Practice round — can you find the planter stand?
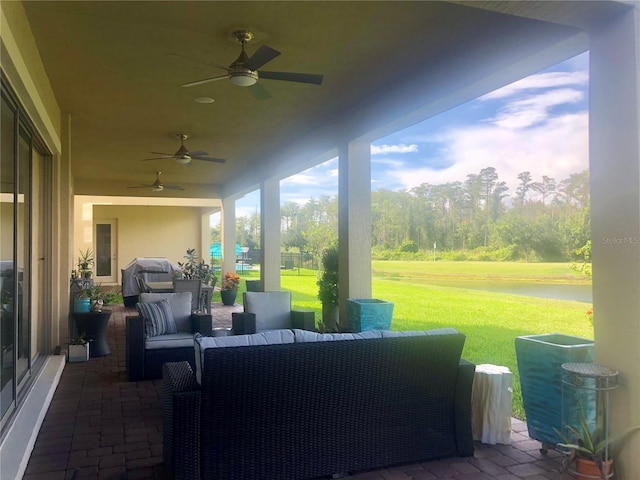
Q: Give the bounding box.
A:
[561,363,618,479]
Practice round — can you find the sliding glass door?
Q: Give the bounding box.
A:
[0,76,46,428]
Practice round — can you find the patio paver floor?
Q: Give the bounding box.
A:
[23,303,574,480]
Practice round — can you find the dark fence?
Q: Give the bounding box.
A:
[209,250,318,275]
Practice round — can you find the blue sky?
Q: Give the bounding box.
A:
[231,52,589,219]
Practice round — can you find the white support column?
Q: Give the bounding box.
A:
[260,179,281,291]
[589,5,640,477]
[338,140,372,331]
[200,212,210,265]
[221,197,236,279]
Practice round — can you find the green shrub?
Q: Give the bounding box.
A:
[398,240,419,253]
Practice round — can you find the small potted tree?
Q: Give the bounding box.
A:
[556,403,639,480]
[317,242,339,332]
[77,248,94,279]
[178,248,217,285]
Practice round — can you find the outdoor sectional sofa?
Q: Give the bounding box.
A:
[162,327,475,480]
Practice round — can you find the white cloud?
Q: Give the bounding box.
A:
[491,88,584,129]
[237,55,590,209]
[387,111,588,193]
[372,157,405,168]
[371,143,418,155]
[281,173,317,185]
[481,71,588,100]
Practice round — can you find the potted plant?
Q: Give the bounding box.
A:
[317,242,339,332]
[220,272,240,306]
[85,285,105,312]
[77,248,95,279]
[556,403,640,480]
[178,248,217,285]
[68,334,89,362]
[74,289,91,312]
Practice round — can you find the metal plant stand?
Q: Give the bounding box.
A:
[561,362,618,479]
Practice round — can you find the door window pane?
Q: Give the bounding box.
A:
[16,129,31,382]
[96,223,112,277]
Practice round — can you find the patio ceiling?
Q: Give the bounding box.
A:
[19,1,625,199]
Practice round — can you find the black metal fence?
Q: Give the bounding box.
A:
[209,250,318,275]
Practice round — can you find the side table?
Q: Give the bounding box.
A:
[73,310,112,357]
[471,364,513,445]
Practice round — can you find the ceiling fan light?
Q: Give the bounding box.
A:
[152,185,164,192]
[176,155,191,165]
[230,72,257,87]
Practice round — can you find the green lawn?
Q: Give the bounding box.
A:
[252,260,593,420]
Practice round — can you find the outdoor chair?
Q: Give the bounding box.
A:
[133,274,151,294]
[126,292,212,380]
[231,291,315,334]
[173,279,202,312]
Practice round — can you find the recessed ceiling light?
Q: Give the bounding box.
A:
[195,97,215,104]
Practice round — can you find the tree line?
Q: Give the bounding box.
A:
[216,167,590,262]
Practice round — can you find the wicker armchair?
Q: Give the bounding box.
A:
[231,291,315,334]
[126,292,212,380]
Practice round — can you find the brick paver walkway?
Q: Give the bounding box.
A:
[23,303,573,480]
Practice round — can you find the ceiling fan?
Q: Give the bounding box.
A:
[171,30,324,100]
[142,134,225,165]
[127,171,184,192]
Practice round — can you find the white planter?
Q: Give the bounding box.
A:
[68,343,89,362]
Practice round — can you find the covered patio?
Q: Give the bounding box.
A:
[1,1,639,478]
[23,304,569,480]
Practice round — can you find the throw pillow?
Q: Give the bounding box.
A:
[137,299,178,338]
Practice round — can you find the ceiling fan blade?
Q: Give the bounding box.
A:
[166,53,230,72]
[189,150,209,157]
[142,157,174,161]
[258,71,324,85]
[178,74,229,88]
[190,155,226,163]
[163,185,185,191]
[248,82,271,100]
[127,185,152,189]
[245,45,281,71]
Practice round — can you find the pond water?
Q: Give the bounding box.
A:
[415,279,592,303]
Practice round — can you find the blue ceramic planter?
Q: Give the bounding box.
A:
[347,298,394,332]
[73,297,91,313]
[515,333,595,447]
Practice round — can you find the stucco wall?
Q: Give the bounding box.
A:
[86,204,207,284]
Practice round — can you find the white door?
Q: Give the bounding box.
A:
[94,219,117,283]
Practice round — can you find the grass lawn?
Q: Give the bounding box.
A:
[243,261,593,420]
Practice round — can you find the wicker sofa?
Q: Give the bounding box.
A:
[162,328,475,480]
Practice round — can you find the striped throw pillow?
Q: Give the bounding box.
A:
[137,299,178,338]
